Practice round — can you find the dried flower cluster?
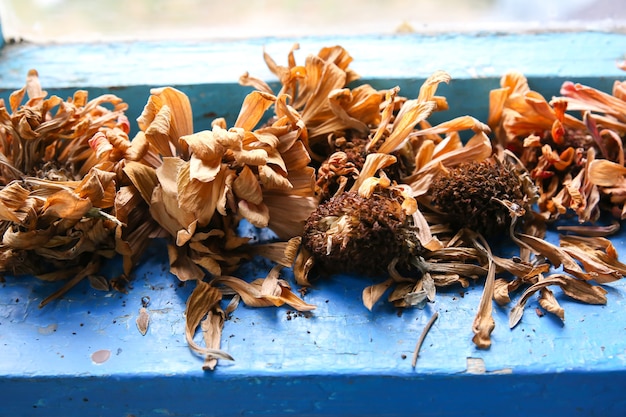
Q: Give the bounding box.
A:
[2,46,625,368]
[0,70,155,306]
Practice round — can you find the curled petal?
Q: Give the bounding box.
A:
[238,199,270,228]
[42,189,92,220]
[234,91,277,131]
[258,165,293,191]
[233,165,263,204]
[589,159,626,187]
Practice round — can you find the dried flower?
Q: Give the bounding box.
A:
[429,157,532,236]
[9,46,626,370]
[488,71,626,223]
[302,178,421,276]
[0,70,134,304]
[121,84,318,366]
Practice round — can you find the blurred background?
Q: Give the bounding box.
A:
[0,0,624,43]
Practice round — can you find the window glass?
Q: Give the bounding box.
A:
[0,0,624,43]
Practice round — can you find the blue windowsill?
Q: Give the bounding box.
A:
[1,31,626,416]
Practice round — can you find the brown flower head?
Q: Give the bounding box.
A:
[302,181,420,276]
[429,156,534,237]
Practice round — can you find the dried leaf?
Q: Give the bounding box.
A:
[492,255,550,281]
[260,265,283,298]
[403,290,429,308]
[556,221,620,237]
[272,281,317,312]
[167,244,205,281]
[36,267,82,282]
[293,245,315,287]
[39,258,100,308]
[422,272,436,302]
[431,274,469,288]
[249,239,298,267]
[224,294,241,315]
[560,234,626,283]
[470,235,496,349]
[493,278,512,306]
[518,233,589,280]
[388,281,415,303]
[213,275,316,311]
[561,245,623,284]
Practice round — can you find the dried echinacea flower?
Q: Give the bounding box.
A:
[0,70,133,305]
[429,156,535,237]
[312,71,450,202]
[296,159,440,311]
[302,175,421,276]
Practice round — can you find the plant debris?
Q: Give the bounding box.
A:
[412,311,439,368]
[2,45,626,369]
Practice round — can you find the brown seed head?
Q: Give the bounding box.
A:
[430,160,527,236]
[302,189,421,275]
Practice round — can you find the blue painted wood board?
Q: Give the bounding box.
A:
[0,32,625,416]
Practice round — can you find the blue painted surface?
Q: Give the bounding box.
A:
[0,32,626,416]
[2,227,626,416]
[0,32,625,87]
[1,32,624,134]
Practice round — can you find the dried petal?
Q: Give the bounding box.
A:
[539,287,565,322]
[136,307,150,336]
[238,199,270,228]
[552,273,608,304]
[184,280,233,363]
[213,275,315,311]
[509,276,565,328]
[362,278,394,311]
[233,165,263,204]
